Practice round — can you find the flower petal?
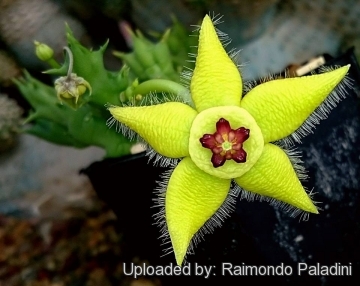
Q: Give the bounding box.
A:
[234,127,250,143]
[240,65,350,143]
[190,15,242,112]
[199,134,217,149]
[235,143,318,213]
[232,149,247,163]
[211,153,226,167]
[166,157,231,265]
[216,118,231,135]
[109,102,197,158]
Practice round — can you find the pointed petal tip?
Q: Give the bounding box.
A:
[107,106,119,117]
[202,14,212,24]
[108,103,196,158]
[309,202,320,214]
[326,64,350,83]
[166,158,231,267]
[235,144,322,213]
[337,64,351,76]
[190,14,242,111]
[174,245,188,266]
[241,64,352,143]
[305,202,319,215]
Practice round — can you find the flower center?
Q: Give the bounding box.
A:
[188,105,264,180]
[222,141,232,151]
[199,118,250,168]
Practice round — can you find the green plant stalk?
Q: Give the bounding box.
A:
[67,105,133,157]
[46,58,61,69]
[25,119,87,148]
[134,79,193,106]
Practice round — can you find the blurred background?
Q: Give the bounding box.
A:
[1,0,360,285]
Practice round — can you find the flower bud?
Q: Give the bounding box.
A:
[34,41,54,62]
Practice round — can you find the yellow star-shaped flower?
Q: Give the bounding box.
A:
[109,15,349,266]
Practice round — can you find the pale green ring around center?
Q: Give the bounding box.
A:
[189,106,264,179]
[222,141,232,151]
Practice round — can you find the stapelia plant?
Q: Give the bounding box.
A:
[109,15,350,265]
[16,21,193,157]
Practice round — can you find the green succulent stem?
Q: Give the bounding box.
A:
[63,46,74,77]
[133,79,193,106]
[45,58,61,69]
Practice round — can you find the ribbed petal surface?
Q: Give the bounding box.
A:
[241,65,349,143]
[166,157,231,265]
[190,15,242,112]
[235,143,318,213]
[109,102,197,158]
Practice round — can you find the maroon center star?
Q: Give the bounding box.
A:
[199,118,250,168]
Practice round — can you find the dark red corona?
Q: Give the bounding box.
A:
[200,118,250,167]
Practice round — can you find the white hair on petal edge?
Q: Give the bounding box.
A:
[106,114,138,141]
[279,67,353,147]
[209,12,246,76]
[185,183,239,260]
[272,141,309,182]
[106,119,179,168]
[180,13,245,100]
[243,66,353,147]
[180,66,193,88]
[106,90,188,110]
[236,179,321,222]
[152,166,176,258]
[105,91,187,168]
[243,79,257,96]
[233,140,320,221]
[238,186,318,222]
[134,91,189,106]
[153,173,241,262]
[146,148,179,167]
[210,12,224,25]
